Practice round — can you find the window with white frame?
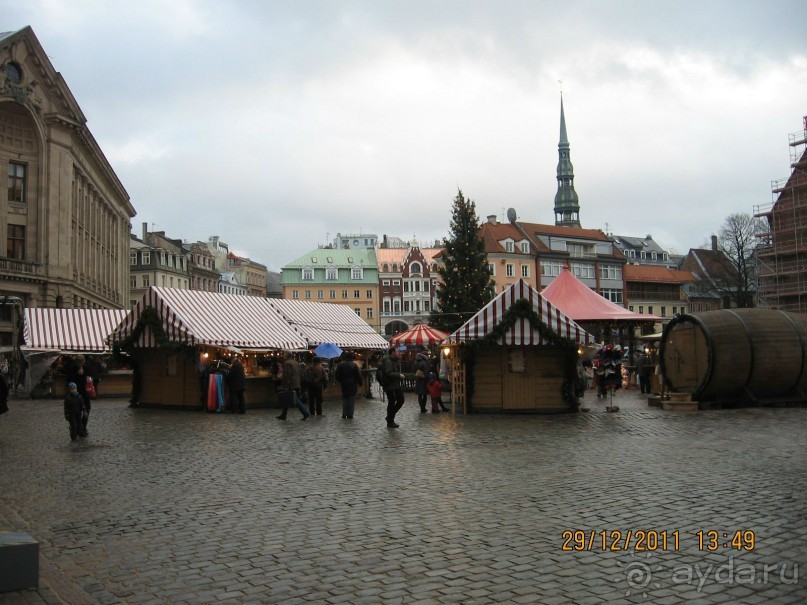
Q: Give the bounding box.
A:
[326,267,338,280]
[571,263,595,279]
[130,252,137,265]
[330,290,336,299]
[142,275,150,287]
[541,260,564,277]
[292,290,299,299]
[520,242,529,253]
[505,241,514,253]
[521,265,530,278]
[142,251,151,265]
[599,264,622,280]
[130,276,136,288]
[302,267,314,280]
[305,290,311,299]
[351,266,363,279]
[317,290,323,299]
[506,264,515,277]
[366,290,373,298]
[488,263,495,275]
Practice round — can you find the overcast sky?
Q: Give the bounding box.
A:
[7,0,807,270]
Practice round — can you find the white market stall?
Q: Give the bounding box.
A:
[22,307,129,398]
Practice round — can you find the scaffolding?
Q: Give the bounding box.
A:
[754,116,807,312]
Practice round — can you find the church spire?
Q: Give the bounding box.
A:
[553,95,581,228]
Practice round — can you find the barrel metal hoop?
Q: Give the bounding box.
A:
[777,310,806,391]
[725,309,753,389]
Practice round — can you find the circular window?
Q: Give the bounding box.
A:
[5,62,22,85]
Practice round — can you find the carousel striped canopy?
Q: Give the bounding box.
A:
[388,323,449,346]
[446,278,594,346]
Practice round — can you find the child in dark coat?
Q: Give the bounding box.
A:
[64,382,86,441]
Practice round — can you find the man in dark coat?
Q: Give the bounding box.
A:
[227,354,246,414]
[335,352,362,419]
[414,353,431,413]
[379,347,406,428]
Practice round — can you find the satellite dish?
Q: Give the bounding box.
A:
[506,208,517,223]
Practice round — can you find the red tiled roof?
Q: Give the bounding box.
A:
[624,265,697,283]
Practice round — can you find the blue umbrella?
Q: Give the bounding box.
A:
[314,342,343,359]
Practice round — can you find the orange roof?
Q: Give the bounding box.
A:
[376,247,441,265]
[624,265,696,283]
[518,221,612,242]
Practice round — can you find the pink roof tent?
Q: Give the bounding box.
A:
[540,266,660,322]
[446,279,594,345]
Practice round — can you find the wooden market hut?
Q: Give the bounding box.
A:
[108,287,388,409]
[443,279,594,414]
[22,307,131,398]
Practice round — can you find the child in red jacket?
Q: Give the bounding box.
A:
[426,372,447,413]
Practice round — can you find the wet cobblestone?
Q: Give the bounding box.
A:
[0,388,805,604]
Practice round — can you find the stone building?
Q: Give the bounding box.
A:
[0,27,135,346]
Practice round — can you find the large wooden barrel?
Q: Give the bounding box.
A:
[659,309,807,402]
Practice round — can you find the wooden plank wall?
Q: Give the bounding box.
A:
[472,346,568,412]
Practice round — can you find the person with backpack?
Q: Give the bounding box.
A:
[379,346,406,428]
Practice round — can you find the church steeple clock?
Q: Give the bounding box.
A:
[553,96,581,228]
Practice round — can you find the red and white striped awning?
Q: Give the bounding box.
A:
[389,323,449,346]
[110,287,308,350]
[23,308,129,352]
[446,279,594,345]
[268,299,388,350]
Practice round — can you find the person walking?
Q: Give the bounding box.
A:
[226,354,246,414]
[637,351,652,394]
[335,352,362,419]
[0,360,9,416]
[63,382,86,441]
[304,357,328,416]
[277,351,310,420]
[414,353,431,413]
[379,347,406,428]
[65,354,91,436]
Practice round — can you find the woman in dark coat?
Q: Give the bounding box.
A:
[414,353,431,413]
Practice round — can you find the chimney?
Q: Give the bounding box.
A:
[487,215,497,225]
[711,235,718,251]
[142,222,148,241]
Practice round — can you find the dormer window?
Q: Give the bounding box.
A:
[302,267,314,280]
[505,241,514,253]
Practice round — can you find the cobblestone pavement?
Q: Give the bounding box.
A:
[1,387,805,604]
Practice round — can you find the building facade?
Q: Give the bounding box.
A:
[227,253,267,297]
[755,117,807,313]
[280,247,379,329]
[0,27,135,345]
[377,246,440,336]
[623,264,694,319]
[129,225,189,306]
[186,241,219,294]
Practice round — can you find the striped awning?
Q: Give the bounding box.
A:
[268,299,388,350]
[389,323,449,346]
[23,308,129,352]
[446,279,594,345]
[109,287,308,350]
